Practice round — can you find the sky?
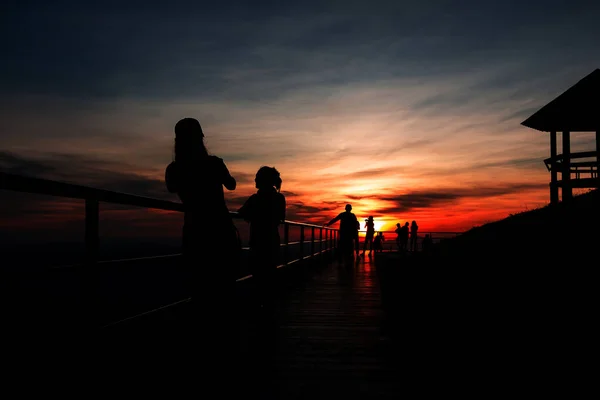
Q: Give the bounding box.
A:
[2,0,600,241]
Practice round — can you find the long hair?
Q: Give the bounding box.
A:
[173,118,209,163]
[255,166,282,192]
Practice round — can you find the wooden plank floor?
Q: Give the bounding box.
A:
[240,253,400,399]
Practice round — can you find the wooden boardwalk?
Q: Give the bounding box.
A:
[239,254,400,399]
[91,252,405,396]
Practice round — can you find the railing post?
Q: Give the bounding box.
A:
[319,228,323,255]
[310,227,315,258]
[84,198,99,330]
[284,223,289,265]
[85,198,99,266]
[299,226,304,260]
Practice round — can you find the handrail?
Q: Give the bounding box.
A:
[0,172,185,211]
[544,150,599,164]
[0,172,334,231]
[0,171,464,329]
[0,171,339,268]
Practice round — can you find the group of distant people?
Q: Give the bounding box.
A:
[324,205,431,262]
[394,221,433,253]
[324,206,383,260]
[395,221,416,252]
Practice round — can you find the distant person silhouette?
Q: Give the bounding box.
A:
[362,216,375,257]
[373,231,385,252]
[401,222,409,252]
[164,117,239,377]
[394,223,402,252]
[238,166,286,310]
[325,204,360,262]
[410,220,419,252]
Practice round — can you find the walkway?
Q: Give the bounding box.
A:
[239,253,400,399]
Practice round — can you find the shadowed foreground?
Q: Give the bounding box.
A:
[97,256,400,398]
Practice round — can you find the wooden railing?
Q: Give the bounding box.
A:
[0,172,339,280]
[544,151,599,179]
[1,171,465,329]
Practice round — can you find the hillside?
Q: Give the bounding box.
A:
[378,190,598,375]
[435,188,599,264]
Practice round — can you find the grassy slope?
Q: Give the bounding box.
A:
[377,190,598,383]
[436,189,599,264]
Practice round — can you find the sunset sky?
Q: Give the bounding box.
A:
[2,0,600,238]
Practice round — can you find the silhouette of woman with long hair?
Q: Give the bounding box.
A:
[238,166,286,310]
[410,220,419,252]
[164,117,239,308]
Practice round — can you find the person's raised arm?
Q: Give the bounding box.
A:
[219,158,236,190]
[325,213,342,226]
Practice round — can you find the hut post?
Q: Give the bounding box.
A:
[562,131,572,202]
[596,130,600,179]
[550,131,559,205]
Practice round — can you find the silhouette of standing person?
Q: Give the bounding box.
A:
[362,216,375,258]
[373,232,384,252]
[165,117,238,294]
[164,118,239,377]
[237,166,285,399]
[325,204,360,263]
[237,166,286,310]
[410,220,419,252]
[401,222,410,252]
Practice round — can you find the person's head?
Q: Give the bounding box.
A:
[368,216,373,221]
[404,222,409,226]
[345,204,352,212]
[396,223,400,227]
[173,118,208,162]
[412,220,416,225]
[255,166,282,191]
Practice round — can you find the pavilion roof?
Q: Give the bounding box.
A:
[521,68,600,132]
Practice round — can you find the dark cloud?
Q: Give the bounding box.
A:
[345,182,548,213]
[1,151,170,200]
[229,171,254,185]
[475,157,542,170]
[2,0,599,103]
[498,107,541,124]
[285,201,336,222]
[346,195,366,201]
[347,168,396,179]
[400,139,433,150]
